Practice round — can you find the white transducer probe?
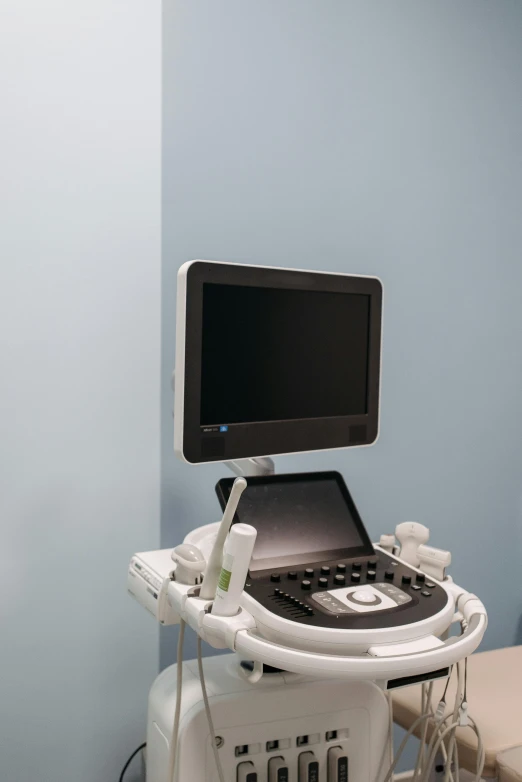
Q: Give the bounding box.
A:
[212,523,257,617]
[200,477,248,600]
[171,544,206,585]
[395,521,430,567]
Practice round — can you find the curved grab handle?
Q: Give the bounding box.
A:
[234,613,487,682]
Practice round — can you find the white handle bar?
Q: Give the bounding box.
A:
[234,613,487,681]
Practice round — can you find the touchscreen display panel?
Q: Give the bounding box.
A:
[216,473,374,570]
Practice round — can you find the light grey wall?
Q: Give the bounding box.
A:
[0,2,161,781]
[162,1,522,671]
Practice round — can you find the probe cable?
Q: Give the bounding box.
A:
[440,662,463,782]
[383,664,463,782]
[419,662,464,782]
[414,667,458,782]
[382,706,453,782]
[197,635,226,782]
[167,619,186,782]
[419,659,487,782]
[413,681,435,782]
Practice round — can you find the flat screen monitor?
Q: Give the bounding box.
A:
[175,260,382,464]
[215,472,375,571]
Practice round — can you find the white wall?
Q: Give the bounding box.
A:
[0,3,160,780]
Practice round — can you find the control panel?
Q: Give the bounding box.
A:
[244,550,447,629]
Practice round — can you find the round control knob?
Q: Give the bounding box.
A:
[336,563,346,573]
[270,573,281,583]
[416,573,426,583]
[351,572,361,583]
[288,571,298,580]
[320,566,331,576]
[318,577,328,588]
[306,607,314,615]
[352,590,376,603]
[352,562,362,571]
[274,588,281,595]
[367,570,376,580]
[304,568,314,578]
[368,559,377,568]
[301,579,312,590]
[402,575,412,585]
[334,574,345,586]
[385,570,394,580]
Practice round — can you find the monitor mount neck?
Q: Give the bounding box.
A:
[226,457,275,478]
[172,370,275,478]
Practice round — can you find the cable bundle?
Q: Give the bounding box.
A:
[383,655,485,782]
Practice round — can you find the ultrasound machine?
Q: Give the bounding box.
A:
[128,260,487,782]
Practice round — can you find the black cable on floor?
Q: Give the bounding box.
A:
[118,742,146,782]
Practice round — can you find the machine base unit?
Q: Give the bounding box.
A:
[147,653,390,782]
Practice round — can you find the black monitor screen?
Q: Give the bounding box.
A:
[201,283,370,427]
[216,472,374,570]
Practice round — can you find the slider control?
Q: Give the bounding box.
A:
[328,746,348,782]
[299,752,319,782]
[237,761,257,782]
[268,756,289,782]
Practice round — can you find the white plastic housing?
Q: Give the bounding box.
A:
[127,549,179,625]
[146,654,390,782]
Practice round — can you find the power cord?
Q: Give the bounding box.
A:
[118,742,146,782]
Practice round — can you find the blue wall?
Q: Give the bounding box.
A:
[162,0,522,671]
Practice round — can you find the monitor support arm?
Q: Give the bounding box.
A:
[226,457,275,477]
